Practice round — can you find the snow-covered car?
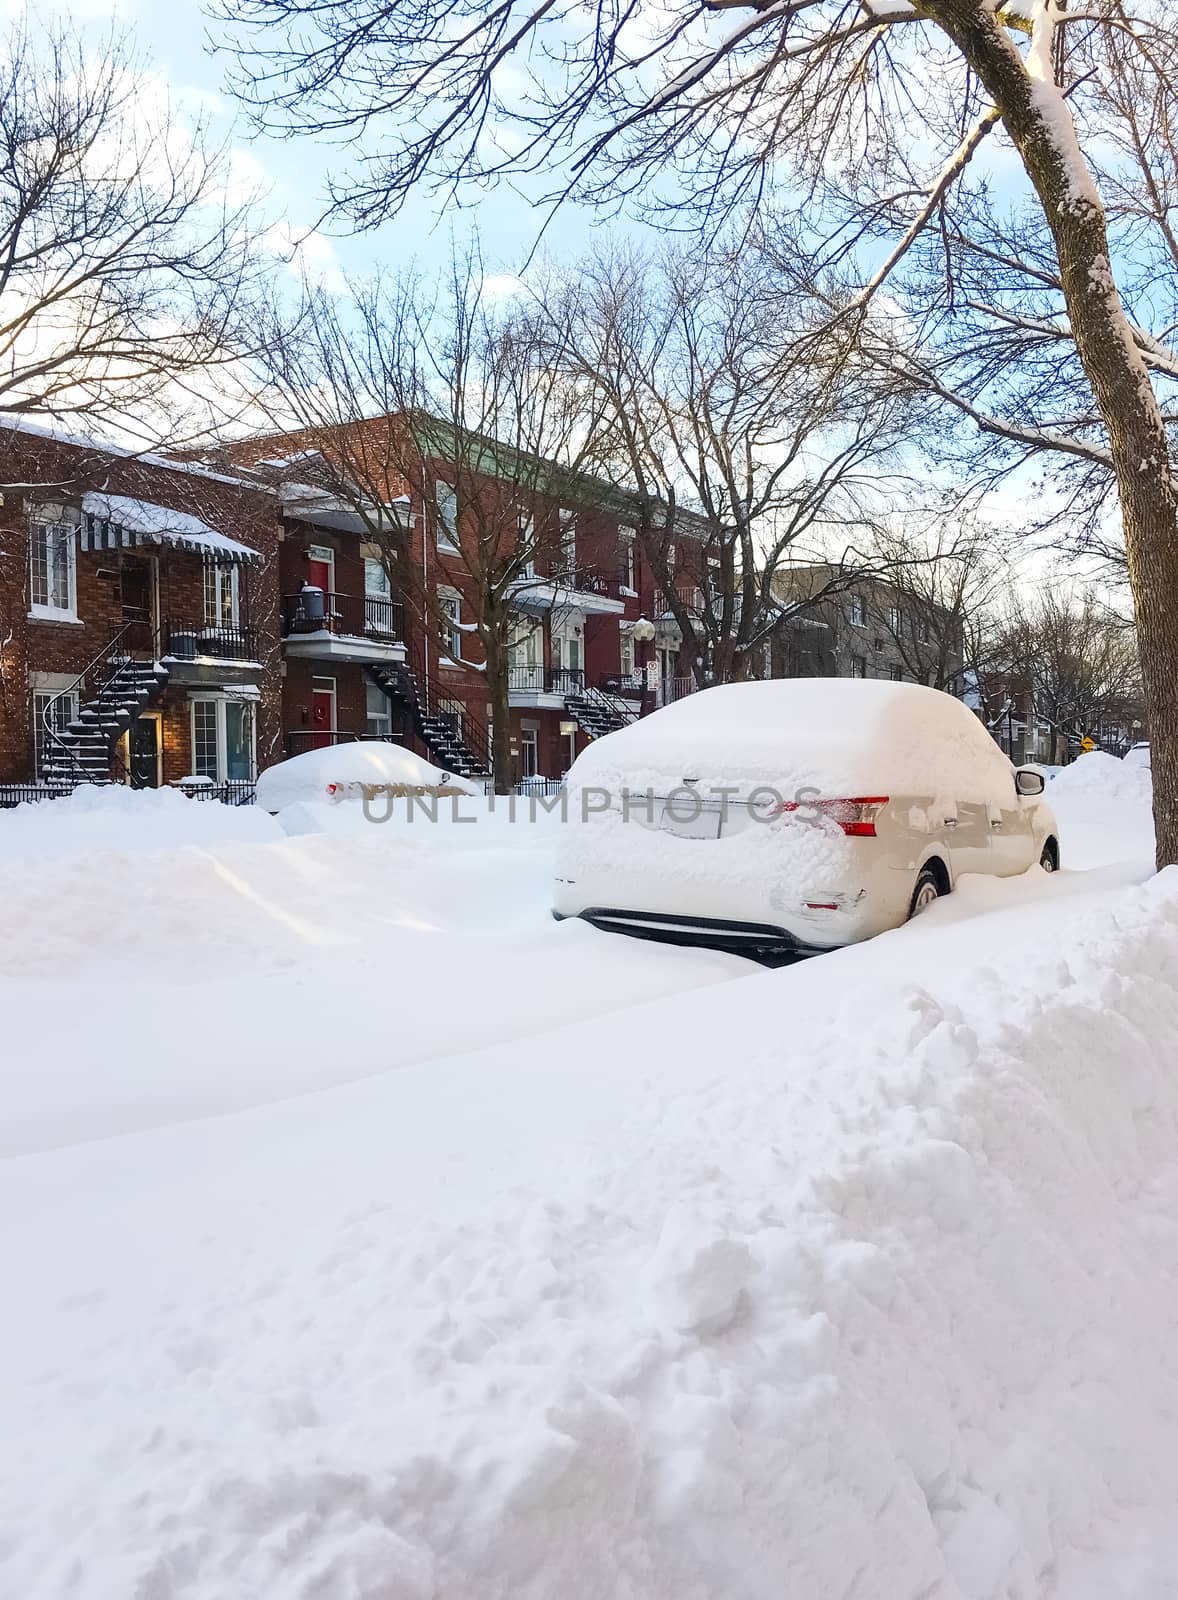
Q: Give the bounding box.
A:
[255,741,475,812]
[553,679,1060,958]
[1123,741,1151,770]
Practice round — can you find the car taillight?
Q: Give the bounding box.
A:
[777,796,889,837]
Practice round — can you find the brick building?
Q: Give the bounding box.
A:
[0,426,281,791]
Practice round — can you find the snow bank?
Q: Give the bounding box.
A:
[569,679,1016,802]
[1051,749,1153,806]
[1,809,1176,1594]
[255,743,475,812]
[0,783,281,864]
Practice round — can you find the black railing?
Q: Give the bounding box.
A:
[282,590,405,642]
[173,779,258,806]
[284,730,406,757]
[163,618,259,663]
[546,565,628,600]
[0,783,70,809]
[599,672,646,697]
[507,665,586,694]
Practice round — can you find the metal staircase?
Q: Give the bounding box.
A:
[563,684,638,742]
[367,658,491,781]
[41,624,169,786]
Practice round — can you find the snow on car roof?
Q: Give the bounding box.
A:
[571,679,1014,799]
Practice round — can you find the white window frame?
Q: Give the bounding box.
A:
[363,555,393,634]
[438,587,463,664]
[889,663,904,682]
[33,688,79,776]
[203,563,240,629]
[888,604,902,634]
[518,514,536,579]
[520,725,540,778]
[436,481,460,551]
[619,528,636,591]
[851,654,868,679]
[365,679,392,738]
[620,633,635,677]
[849,594,866,628]
[558,508,576,575]
[189,695,257,782]
[29,518,78,622]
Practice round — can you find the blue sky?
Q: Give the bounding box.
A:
[76,0,613,292]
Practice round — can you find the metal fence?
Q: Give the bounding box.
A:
[0,780,257,808]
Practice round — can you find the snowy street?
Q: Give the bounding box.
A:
[2,759,1176,1599]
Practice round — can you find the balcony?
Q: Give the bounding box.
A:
[282,590,407,664]
[159,617,262,688]
[653,584,708,626]
[506,566,627,617]
[507,664,586,707]
[284,730,406,758]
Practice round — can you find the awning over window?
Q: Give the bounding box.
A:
[80,492,262,567]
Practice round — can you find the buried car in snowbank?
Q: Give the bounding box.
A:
[255,742,476,813]
[553,679,1059,958]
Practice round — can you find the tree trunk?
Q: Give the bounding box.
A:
[484,626,515,795]
[930,0,1178,867]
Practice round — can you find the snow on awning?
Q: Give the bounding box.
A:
[79,492,262,566]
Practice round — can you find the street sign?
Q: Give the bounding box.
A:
[1080,736,1097,753]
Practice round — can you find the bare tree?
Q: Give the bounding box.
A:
[249,256,603,791]
[982,589,1144,762]
[0,20,261,442]
[219,0,1178,866]
[868,517,1009,691]
[549,243,917,687]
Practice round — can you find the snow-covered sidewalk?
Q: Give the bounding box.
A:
[1,771,1174,1598]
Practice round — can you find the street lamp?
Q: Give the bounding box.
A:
[630,615,657,697]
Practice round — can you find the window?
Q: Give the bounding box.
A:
[33,690,78,777]
[29,519,77,617]
[620,633,635,677]
[889,604,902,634]
[518,515,536,580]
[520,725,539,778]
[439,590,462,662]
[620,529,636,591]
[366,680,391,738]
[558,508,576,576]
[851,655,868,679]
[889,663,903,682]
[666,541,676,573]
[203,563,239,629]
[364,557,393,633]
[849,594,866,627]
[762,641,773,679]
[919,616,932,644]
[190,697,256,781]
[436,482,459,551]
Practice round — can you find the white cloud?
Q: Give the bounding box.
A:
[262,221,349,296]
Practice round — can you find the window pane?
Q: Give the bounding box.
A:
[193,702,219,778]
[49,527,72,609]
[30,526,48,607]
[364,557,390,597]
[437,483,459,548]
[224,703,254,781]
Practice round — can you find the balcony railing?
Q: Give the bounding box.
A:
[599,672,646,698]
[656,676,699,706]
[507,665,586,694]
[162,617,259,663]
[284,730,406,757]
[545,566,627,600]
[282,590,405,642]
[654,584,707,617]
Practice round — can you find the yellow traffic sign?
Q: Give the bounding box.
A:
[1080,736,1097,753]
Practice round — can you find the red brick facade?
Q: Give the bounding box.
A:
[0,419,704,788]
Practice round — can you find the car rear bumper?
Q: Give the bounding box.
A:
[556,905,832,958]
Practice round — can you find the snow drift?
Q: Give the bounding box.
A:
[1,785,1176,1594]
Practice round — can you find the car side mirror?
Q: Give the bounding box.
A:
[1015,767,1045,797]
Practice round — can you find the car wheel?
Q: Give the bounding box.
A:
[1040,841,1058,873]
[907,865,943,919]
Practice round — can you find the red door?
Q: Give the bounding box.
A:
[310,685,334,750]
[306,557,332,595]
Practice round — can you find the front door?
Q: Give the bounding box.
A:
[120,558,154,651]
[128,716,160,789]
[310,677,335,750]
[306,547,333,598]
